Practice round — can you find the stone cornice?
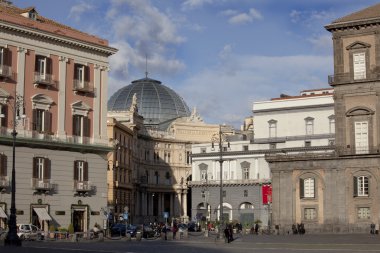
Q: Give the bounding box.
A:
[325,18,380,32]
[0,20,117,56]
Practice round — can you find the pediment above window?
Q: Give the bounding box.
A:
[240,161,251,168]
[0,88,10,104]
[31,94,53,110]
[304,117,314,121]
[198,163,208,170]
[346,106,374,116]
[71,101,91,116]
[346,41,371,50]
[268,119,277,124]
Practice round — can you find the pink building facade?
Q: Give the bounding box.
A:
[0,2,116,233]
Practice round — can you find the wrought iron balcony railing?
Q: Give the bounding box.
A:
[74,180,91,192]
[31,178,52,191]
[33,72,58,88]
[73,79,95,93]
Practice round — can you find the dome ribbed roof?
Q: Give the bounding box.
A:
[108,77,191,125]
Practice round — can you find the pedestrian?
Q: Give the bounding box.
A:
[254,223,259,235]
[173,222,178,240]
[370,223,375,235]
[224,226,231,243]
[375,223,379,235]
[228,224,233,242]
[162,225,167,240]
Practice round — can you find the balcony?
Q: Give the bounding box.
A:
[74,181,91,192]
[188,178,271,187]
[336,146,380,156]
[0,64,12,78]
[73,79,95,94]
[328,70,380,85]
[31,178,52,191]
[33,72,58,89]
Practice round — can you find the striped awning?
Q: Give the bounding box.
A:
[0,207,7,218]
[33,208,52,221]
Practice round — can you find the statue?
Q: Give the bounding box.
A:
[129,93,138,113]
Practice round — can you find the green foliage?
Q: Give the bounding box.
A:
[49,224,56,232]
[68,223,74,234]
[254,219,262,224]
[58,227,68,232]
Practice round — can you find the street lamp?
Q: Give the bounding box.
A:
[211,125,229,239]
[5,92,24,247]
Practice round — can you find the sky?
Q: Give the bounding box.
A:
[12,0,380,128]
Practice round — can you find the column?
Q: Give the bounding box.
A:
[170,193,174,218]
[100,67,109,140]
[93,64,101,139]
[58,56,68,136]
[183,190,188,218]
[16,47,26,98]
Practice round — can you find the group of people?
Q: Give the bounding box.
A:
[370,223,379,235]
[291,223,305,235]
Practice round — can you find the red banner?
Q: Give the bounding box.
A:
[262,184,272,205]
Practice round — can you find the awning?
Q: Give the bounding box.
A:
[0,207,7,219]
[33,208,52,221]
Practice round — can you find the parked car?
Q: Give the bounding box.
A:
[17,224,44,241]
[110,223,137,237]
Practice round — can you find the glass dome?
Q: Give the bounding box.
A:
[108,77,191,125]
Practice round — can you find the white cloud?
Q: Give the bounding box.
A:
[179,52,332,127]
[181,0,214,10]
[68,1,95,22]
[225,8,263,25]
[308,34,332,54]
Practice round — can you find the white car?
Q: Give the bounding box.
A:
[17,224,44,241]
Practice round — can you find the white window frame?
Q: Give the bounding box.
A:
[269,120,277,138]
[357,176,369,197]
[76,65,85,86]
[0,47,3,67]
[353,52,366,80]
[243,168,249,180]
[304,178,315,198]
[305,118,314,135]
[357,207,370,220]
[355,121,369,154]
[37,56,47,79]
[37,157,44,180]
[304,208,316,220]
[77,161,84,182]
[329,116,335,134]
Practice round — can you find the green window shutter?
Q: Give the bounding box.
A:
[32,157,38,178]
[83,161,88,181]
[73,161,78,180]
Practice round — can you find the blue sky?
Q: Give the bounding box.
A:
[12,0,380,128]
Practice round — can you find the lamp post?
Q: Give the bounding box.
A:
[5,92,23,247]
[211,125,229,240]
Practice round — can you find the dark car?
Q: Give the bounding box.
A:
[110,223,137,237]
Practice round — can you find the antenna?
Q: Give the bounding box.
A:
[145,54,148,78]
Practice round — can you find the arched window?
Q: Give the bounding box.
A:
[300,177,315,198]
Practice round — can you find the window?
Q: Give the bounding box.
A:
[329,115,335,134]
[0,47,4,67]
[243,168,249,180]
[0,154,7,177]
[354,121,369,154]
[354,176,369,197]
[32,109,51,133]
[222,190,226,198]
[0,104,7,127]
[305,117,314,135]
[353,52,366,80]
[300,177,315,198]
[358,207,370,220]
[154,171,159,184]
[305,141,311,147]
[74,160,88,182]
[268,120,277,138]
[243,145,248,151]
[244,190,248,197]
[201,148,206,153]
[165,172,171,185]
[32,157,50,181]
[72,115,90,137]
[200,170,207,181]
[304,208,316,220]
[186,151,191,164]
[74,64,86,86]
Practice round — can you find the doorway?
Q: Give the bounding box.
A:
[72,210,85,232]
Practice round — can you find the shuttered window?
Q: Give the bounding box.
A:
[32,109,52,133]
[72,115,90,137]
[74,160,88,182]
[0,154,7,176]
[354,176,369,197]
[354,121,369,154]
[300,178,315,198]
[32,157,50,180]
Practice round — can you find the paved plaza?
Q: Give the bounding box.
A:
[2,233,380,253]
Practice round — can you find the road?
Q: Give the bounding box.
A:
[1,232,380,253]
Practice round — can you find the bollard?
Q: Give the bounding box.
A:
[136,232,142,241]
[126,233,131,241]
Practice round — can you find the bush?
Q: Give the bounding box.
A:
[49,224,56,232]
[68,223,74,234]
